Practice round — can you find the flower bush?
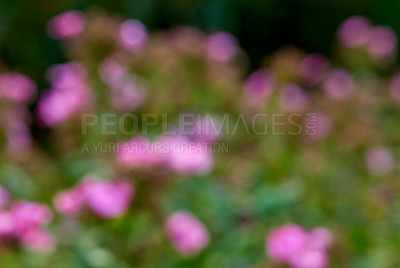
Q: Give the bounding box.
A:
[0,11,400,267]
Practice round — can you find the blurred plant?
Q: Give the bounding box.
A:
[0,10,400,268]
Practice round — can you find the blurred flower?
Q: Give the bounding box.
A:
[0,212,14,236]
[338,16,372,47]
[365,146,394,175]
[309,228,332,249]
[303,113,332,142]
[243,69,273,99]
[291,249,328,268]
[389,71,400,103]
[98,55,126,87]
[46,62,87,90]
[0,200,56,253]
[267,224,309,262]
[99,55,147,111]
[36,63,89,126]
[279,84,309,112]
[0,186,10,210]
[266,224,331,268]
[83,179,133,218]
[118,136,161,167]
[0,72,36,103]
[19,227,55,253]
[109,80,147,111]
[47,10,85,39]
[53,188,85,217]
[6,121,32,158]
[160,136,213,175]
[367,26,397,59]
[10,201,52,233]
[206,31,238,62]
[298,54,329,86]
[191,116,220,143]
[166,211,209,256]
[323,69,354,99]
[118,19,148,52]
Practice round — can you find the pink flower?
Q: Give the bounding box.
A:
[98,55,127,87]
[19,227,55,253]
[266,225,331,268]
[53,188,85,217]
[36,63,89,127]
[323,69,354,99]
[83,180,133,218]
[279,84,309,112]
[47,10,85,39]
[267,225,309,262]
[365,146,394,175]
[118,137,161,167]
[10,201,52,233]
[118,20,148,52]
[0,186,10,210]
[338,16,372,47]
[160,136,213,175]
[166,211,209,256]
[298,54,329,86]
[46,62,87,90]
[243,69,273,99]
[309,228,332,250]
[290,248,328,268]
[389,71,400,103]
[367,26,397,59]
[0,72,36,103]
[191,116,221,143]
[0,212,15,236]
[206,32,238,62]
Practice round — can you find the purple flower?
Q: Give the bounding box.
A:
[279,84,309,112]
[338,16,372,47]
[266,224,331,268]
[47,10,85,39]
[83,179,133,218]
[367,26,397,59]
[365,146,394,175]
[206,32,239,62]
[323,69,355,99]
[166,211,209,256]
[0,72,36,103]
[243,69,273,99]
[118,20,148,52]
[298,54,330,86]
[159,136,213,175]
